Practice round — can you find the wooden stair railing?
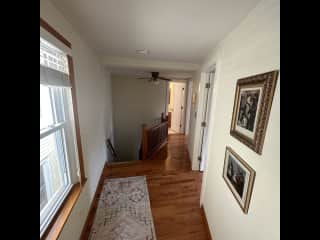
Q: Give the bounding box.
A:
[141,113,168,160]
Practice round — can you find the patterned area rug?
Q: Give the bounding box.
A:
[89,176,157,240]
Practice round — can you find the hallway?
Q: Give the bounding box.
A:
[82,134,210,240]
[40,1,280,239]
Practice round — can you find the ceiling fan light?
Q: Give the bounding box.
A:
[136,49,149,55]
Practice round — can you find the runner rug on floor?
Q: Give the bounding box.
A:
[89,176,157,240]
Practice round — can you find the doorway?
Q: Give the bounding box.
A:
[168,81,187,134]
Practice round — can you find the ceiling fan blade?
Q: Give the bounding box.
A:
[137,77,151,79]
[158,76,172,81]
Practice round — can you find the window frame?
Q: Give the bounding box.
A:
[40,17,86,240]
[40,86,73,235]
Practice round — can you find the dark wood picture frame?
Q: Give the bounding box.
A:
[230,70,279,154]
[223,147,255,214]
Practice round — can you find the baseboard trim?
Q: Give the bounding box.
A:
[200,205,213,240]
[80,162,107,240]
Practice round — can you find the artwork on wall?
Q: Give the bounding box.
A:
[230,70,279,154]
[223,147,255,214]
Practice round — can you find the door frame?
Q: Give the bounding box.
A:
[198,70,215,171]
[191,65,216,171]
[198,62,221,206]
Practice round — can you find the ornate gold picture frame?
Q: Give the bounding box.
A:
[230,70,279,154]
[223,147,255,214]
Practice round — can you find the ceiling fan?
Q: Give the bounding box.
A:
[137,72,172,84]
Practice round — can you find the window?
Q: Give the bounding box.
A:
[40,37,79,237]
[40,38,69,74]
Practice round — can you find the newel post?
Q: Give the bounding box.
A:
[161,112,168,123]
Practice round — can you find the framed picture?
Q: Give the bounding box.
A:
[230,70,279,154]
[223,147,255,214]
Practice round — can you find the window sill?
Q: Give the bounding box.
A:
[41,179,87,240]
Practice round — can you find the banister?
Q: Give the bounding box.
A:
[141,113,168,160]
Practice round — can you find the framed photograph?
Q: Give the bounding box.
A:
[223,147,255,214]
[230,70,279,154]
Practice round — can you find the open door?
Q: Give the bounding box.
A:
[199,71,215,171]
[168,82,187,134]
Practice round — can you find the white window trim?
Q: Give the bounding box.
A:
[40,182,73,237]
[63,88,81,183]
[40,122,65,139]
[40,86,79,236]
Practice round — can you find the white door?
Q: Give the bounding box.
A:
[199,71,214,171]
[171,82,186,133]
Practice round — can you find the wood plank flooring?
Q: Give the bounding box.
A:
[81,134,211,240]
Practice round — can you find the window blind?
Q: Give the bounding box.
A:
[40,37,71,87]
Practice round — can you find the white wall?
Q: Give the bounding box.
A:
[111,75,167,160]
[40,0,114,239]
[199,0,280,240]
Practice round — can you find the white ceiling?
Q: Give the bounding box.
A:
[51,0,260,65]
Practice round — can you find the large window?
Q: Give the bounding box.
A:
[40,37,79,236]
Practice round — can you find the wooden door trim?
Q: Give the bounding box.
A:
[40,17,72,48]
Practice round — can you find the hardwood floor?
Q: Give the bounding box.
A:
[81,134,211,240]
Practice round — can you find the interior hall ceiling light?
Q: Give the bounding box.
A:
[136,49,149,55]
